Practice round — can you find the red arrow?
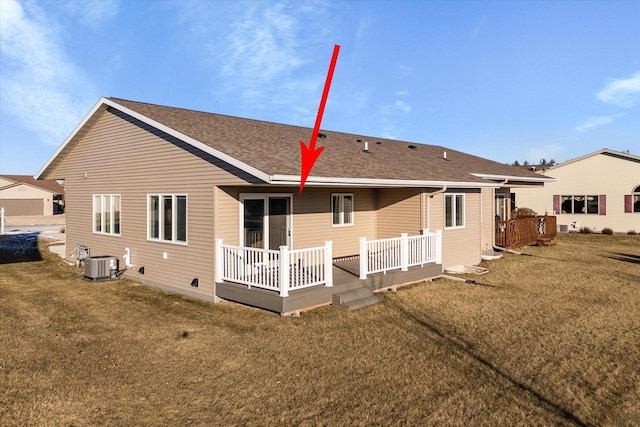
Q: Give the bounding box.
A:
[299,44,340,194]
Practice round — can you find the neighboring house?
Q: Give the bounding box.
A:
[37,97,552,313]
[513,149,640,233]
[0,175,64,216]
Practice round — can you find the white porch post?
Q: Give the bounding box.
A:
[0,207,4,235]
[436,229,443,264]
[359,237,368,280]
[422,228,429,264]
[214,239,223,283]
[279,245,290,297]
[324,241,333,287]
[400,233,409,271]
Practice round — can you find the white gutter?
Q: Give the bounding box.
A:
[269,174,499,188]
[470,173,556,183]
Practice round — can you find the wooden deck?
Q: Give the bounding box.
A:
[495,215,557,249]
[216,261,442,315]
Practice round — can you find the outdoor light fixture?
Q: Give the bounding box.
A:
[191,278,199,287]
[138,267,145,274]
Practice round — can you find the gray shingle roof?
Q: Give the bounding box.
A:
[101,98,548,185]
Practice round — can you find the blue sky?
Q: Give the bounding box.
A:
[1,0,639,175]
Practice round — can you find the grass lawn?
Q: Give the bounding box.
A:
[1,233,638,426]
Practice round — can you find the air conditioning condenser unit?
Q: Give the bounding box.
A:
[84,256,119,281]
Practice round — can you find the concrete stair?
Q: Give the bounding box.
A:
[332,287,383,311]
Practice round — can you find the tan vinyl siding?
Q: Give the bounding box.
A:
[480,188,495,252]
[295,188,375,256]
[46,109,253,298]
[216,187,375,257]
[428,189,482,269]
[375,188,422,238]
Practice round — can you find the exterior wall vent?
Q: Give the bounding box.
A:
[84,256,119,281]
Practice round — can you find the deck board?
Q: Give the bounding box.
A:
[216,262,442,315]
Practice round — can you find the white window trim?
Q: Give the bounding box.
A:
[239,193,293,249]
[92,194,121,237]
[331,193,354,227]
[444,193,465,230]
[147,194,188,245]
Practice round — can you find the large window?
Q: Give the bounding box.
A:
[445,194,465,229]
[332,193,354,226]
[93,194,120,236]
[626,186,640,213]
[561,195,600,214]
[148,194,187,243]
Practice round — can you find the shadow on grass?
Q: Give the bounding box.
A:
[605,253,640,265]
[388,299,590,427]
[0,232,43,264]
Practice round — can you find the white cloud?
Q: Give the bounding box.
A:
[216,3,330,97]
[63,0,120,28]
[221,4,304,84]
[397,64,414,76]
[573,114,624,132]
[380,126,398,140]
[395,100,412,113]
[197,1,337,125]
[396,90,409,96]
[0,0,100,145]
[596,71,640,108]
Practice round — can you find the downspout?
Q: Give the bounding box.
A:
[493,178,509,252]
[428,185,448,198]
[426,185,447,230]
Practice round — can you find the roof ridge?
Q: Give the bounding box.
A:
[107,97,446,150]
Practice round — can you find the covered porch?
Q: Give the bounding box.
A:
[214,230,443,314]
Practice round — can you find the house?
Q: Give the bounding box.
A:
[513,149,640,234]
[37,97,553,313]
[0,175,64,216]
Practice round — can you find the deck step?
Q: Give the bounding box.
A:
[537,238,557,246]
[332,287,383,311]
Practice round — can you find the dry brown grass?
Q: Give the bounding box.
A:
[1,233,638,426]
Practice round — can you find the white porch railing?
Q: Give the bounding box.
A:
[215,240,333,297]
[359,229,442,280]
